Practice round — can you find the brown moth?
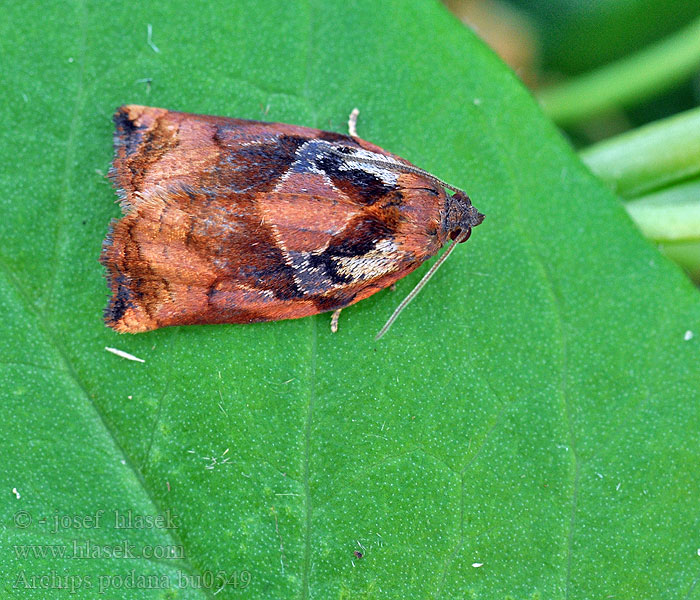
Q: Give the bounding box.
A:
[101,105,484,336]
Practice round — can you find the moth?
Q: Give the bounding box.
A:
[101,105,484,337]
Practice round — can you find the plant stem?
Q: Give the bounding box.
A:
[538,17,700,127]
[624,181,700,282]
[624,179,700,242]
[580,108,700,280]
[579,106,700,198]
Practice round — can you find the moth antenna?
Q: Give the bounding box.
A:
[375,230,468,340]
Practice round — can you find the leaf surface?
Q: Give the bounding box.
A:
[2,1,699,598]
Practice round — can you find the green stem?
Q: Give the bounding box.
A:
[624,180,700,282]
[580,109,700,281]
[537,17,700,127]
[579,106,700,198]
[624,179,700,242]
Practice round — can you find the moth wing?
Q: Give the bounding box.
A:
[110,104,375,205]
[102,106,445,332]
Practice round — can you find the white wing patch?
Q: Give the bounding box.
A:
[275,139,403,191]
[286,239,402,295]
[335,147,401,186]
[273,139,338,192]
[333,239,401,280]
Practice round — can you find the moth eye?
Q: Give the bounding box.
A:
[449,228,472,242]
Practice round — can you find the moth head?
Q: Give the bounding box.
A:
[375,188,485,340]
[445,190,485,242]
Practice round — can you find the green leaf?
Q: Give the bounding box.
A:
[2,1,699,599]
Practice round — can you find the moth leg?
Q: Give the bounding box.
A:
[330,309,342,333]
[348,108,360,138]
